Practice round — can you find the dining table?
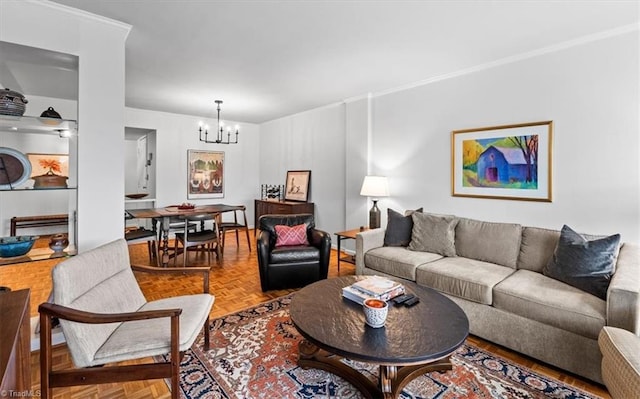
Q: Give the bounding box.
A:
[127,204,244,266]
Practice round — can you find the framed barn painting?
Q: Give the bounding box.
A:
[284,170,311,202]
[451,121,553,202]
[187,150,224,199]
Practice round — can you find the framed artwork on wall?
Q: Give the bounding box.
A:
[284,170,311,202]
[187,150,224,199]
[451,120,553,202]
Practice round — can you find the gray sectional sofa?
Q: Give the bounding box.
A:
[355,215,640,383]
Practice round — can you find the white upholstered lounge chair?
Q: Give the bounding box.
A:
[38,238,214,399]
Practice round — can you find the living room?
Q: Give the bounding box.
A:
[0,1,638,398]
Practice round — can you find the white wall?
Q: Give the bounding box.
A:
[125,107,261,225]
[259,104,346,236]
[1,0,130,250]
[260,30,639,245]
[369,31,639,243]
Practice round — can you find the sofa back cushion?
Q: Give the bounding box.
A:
[455,218,522,269]
[517,226,560,272]
[408,212,458,257]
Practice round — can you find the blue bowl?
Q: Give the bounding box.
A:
[0,236,38,258]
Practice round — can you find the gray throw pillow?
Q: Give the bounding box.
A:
[383,208,422,247]
[408,212,458,257]
[543,225,620,300]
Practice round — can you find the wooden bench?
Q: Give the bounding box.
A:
[10,214,68,236]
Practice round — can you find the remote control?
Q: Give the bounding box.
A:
[404,297,420,307]
[393,294,414,305]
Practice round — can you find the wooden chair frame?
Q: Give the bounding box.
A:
[174,214,222,266]
[218,205,252,252]
[38,264,211,399]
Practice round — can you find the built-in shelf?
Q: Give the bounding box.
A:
[125,197,156,204]
[1,186,78,192]
[0,114,77,135]
[1,114,78,261]
[0,247,77,267]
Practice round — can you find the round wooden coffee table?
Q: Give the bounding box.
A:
[290,276,469,399]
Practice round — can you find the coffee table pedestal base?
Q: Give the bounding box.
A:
[298,340,453,399]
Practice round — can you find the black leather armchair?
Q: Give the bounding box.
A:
[257,213,331,292]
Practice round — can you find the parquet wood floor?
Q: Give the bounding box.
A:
[0,231,610,398]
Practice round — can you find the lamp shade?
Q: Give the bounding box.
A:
[360,176,389,198]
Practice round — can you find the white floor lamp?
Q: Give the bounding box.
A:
[360,176,389,229]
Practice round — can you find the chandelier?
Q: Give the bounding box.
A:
[198,100,239,144]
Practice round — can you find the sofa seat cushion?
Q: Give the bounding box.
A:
[94,293,214,365]
[270,245,319,264]
[493,270,605,339]
[364,247,442,281]
[415,257,514,305]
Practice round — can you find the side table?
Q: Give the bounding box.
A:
[335,227,368,274]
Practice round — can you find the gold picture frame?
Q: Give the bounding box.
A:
[451,121,553,202]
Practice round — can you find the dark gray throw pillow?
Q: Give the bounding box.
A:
[543,225,620,300]
[383,208,413,247]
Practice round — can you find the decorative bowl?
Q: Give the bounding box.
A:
[125,193,149,199]
[0,235,38,258]
[0,88,28,116]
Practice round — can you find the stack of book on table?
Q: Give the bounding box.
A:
[342,276,405,305]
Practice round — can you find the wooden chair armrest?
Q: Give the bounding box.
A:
[39,302,181,324]
[131,263,210,293]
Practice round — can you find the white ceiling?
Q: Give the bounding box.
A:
[3,1,639,124]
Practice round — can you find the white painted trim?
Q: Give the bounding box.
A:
[366,93,373,174]
[31,0,132,36]
[263,100,345,124]
[373,23,639,98]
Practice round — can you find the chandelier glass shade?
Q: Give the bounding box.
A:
[198,100,239,144]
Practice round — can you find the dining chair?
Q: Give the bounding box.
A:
[218,205,251,252]
[174,214,221,266]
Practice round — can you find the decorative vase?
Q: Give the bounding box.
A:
[49,234,69,253]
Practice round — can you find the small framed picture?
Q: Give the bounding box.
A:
[284,170,311,202]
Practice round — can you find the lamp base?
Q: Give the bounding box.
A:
[369,200,381,229]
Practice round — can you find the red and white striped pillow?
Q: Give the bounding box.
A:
[275,224,309,247]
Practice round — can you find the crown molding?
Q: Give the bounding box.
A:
[373,23,639,99]
[29,0,132,37]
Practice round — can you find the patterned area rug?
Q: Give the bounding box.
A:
[162,294,601,399]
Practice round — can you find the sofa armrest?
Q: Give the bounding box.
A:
[355,228,385,275]
[607,243,640,334]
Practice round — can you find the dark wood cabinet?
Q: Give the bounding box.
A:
[254,199,314,232]
[0,289,31,392]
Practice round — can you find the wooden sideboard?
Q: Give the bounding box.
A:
[254,199,315,232]
[0,289,31,392]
